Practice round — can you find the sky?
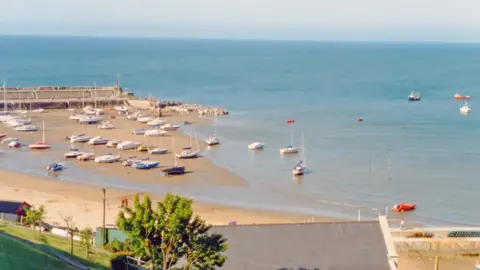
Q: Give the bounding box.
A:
[0,0,479,42]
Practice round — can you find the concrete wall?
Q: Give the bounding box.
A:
[394,238,480,253]
[128,100,152,109]
[0,212,19,222]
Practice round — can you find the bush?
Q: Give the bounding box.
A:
[104,239,129,253]
[110,252,131,270]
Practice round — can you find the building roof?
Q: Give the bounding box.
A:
[0,201,29,216]
[212,221,390,270]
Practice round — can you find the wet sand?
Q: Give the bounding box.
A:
[0,109,341,228]
[0,109,245,186]
[0,170,337,229]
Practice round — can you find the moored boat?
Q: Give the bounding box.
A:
[65,151,84,158]
[135,161,160,169]
[106,140,122,148]
[15,124,40,132]
[460,102,472,114]
[97,121,115,129]
[248,142,264,150]
[392,203,416,212]
[94,154,121,163]
[29,121,51,150]
[408,91,421,101]
[160,123,181,131]
[144,129,167,137]
[8,141,21,148]
[77,152,94,161]
[47,162,66,172]
[149,148,168,155]
[88,136,109,145]
[454,92,471,100]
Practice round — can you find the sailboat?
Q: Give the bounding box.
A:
[280,119,299,154]
[162,137,185,175]
[0,81,14,123]
[292,132,307,176]
[205,116,220,146]
[176,127,200,159]
[150,135,168,155]
[29,121,52,150]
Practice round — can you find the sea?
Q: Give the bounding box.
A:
[1,35,480,226]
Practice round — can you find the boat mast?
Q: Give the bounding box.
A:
[2,81,6,113]
[302,131,306,167]
[82,88,85,109]
[94,82,97,110]
[42,120,45,143]
[290,122,294,146]
[172,137,177,166]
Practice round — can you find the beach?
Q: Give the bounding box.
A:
[0,170,336,229]
[0,109,339,229]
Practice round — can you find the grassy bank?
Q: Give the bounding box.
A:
[0,222,111,269]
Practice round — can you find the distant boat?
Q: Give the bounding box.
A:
[292,132,307,176]
[132,128,146,135]
[454,92,471,100]
[392,203,416,212]
[106,140,122,148]
[88,136,109,145]
[78,115,103,124]
[460,102,472,114]
[117,141,141,150]
[77,152,94,161]
[8,141,21,148]
[205,116,220,146]
[137,116,154,123]
[70,135,91,143]
[150,148,168,155]
[147,118,166,126]
[69,114,84,120]
[162,137,185,175]
[114,105,129,113]
[94,154,121,163]
[0,133,6,139]
[65,151,84,158]
[1,137,19,144]
[15,124,40,132]
[408,91,421,101]
[357,117,364,122]
[144,129,167,137]
[135,161,160,169]
[248,142,264,150]
[32,108,45,113]
[29,121,52,150]
[177,127,200,159]
[160,123,181,131]
[7,119,32,127]
[98,122,115,130]
[47,162,66,172]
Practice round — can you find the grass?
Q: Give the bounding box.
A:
[0,222,111,269]
[0,233,74,269]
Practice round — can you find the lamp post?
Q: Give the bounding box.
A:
[102,188,106,245]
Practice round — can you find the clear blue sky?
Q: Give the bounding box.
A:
[1,0,479,42]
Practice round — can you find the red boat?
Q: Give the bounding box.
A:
[357,117,364,122]
[287,119,295,124]
[0,133,5,139]
[392,203,416,212]
[454,93,471,100]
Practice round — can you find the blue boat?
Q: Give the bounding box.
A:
[135,161,159,169]
[163,165,185,175]
[47,162,65,172]
[408,91,421,101]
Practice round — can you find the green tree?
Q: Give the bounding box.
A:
[62,216,77,255]
[25,205,46,237]
[117,193,228,270]
[80,227,93,258]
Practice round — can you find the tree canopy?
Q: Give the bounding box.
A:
[117,193,228,270]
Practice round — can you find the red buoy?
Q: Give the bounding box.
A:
[287,119,295,124]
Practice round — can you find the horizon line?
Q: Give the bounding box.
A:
[1,33,480,45]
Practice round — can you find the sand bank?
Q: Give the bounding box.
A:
[0,170,338,229]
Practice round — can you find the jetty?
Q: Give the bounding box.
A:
[1,84,127,110]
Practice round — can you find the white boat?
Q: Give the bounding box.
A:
[78,115,103,124]
[127,112,143,120]
[137,116,154,123]
[32,108,45,113]
[69,114,84,120]
[176,147,199,159]
[460,102,471,114]
[176,127,200,159]
[160,123,181,131]
[147,118,166,126]
[94,108,104,115]
[280,120,299,154]
[114,105,129,113]
[292,132,307,176]
[7,119,32,127]
[8,141,21,148]
[205,136,220,146]
[117,141,141,150]
[1,137,19,144]
[150,148,168,155]
[70,135,91,143]
[77,152,94,161]
[94,154,121,163]
[106,140,122,148]
[88,136,109,145]
[65,151,84,158]
[248,142,264,150]
[144,129,167,137]
[97,122,115,129]
[205,115,220,146]
[15,124,40,132]
[29,121,52,150]
[132,128,146,135]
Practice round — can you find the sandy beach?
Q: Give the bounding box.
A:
[0,109,341,229]
[0,170,337,229]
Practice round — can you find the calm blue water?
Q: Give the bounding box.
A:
[2,36,480,225]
